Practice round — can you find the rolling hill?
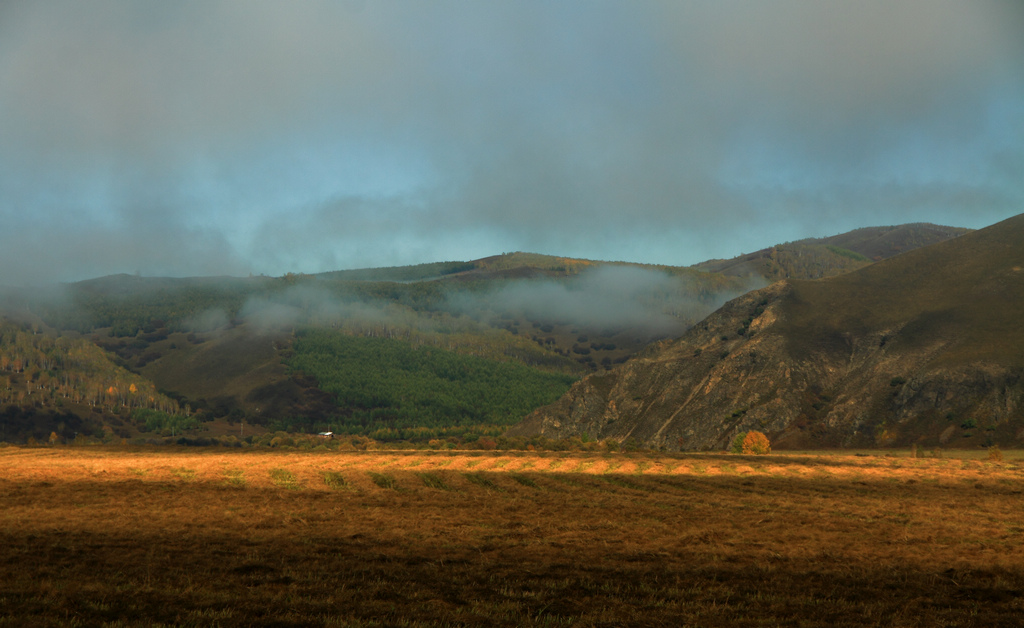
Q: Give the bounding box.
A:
[0,222,972,444]
[509,214,1022,450]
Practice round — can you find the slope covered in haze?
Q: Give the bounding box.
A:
[0,223,972,444]
[0,254,737,440]
[511,215,1022,450]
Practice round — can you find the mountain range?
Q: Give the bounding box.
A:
[0,221,982,446]
[510,215,1022,449]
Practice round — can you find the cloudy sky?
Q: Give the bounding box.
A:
[1,1,1021,284]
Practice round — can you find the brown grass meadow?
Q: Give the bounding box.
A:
[1,446,1023,626]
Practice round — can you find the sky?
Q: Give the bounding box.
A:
[0,0,1022,285]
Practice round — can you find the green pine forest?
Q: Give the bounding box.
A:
[285,330,577,440]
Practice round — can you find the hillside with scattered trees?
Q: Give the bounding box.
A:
[0,223,972,445]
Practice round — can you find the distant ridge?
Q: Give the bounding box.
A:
[693,223,970,281]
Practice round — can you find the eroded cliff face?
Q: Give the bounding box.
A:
[509,281,1024,450]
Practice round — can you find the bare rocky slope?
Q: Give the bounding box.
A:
[509,214,1024,450]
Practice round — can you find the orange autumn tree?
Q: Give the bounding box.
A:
[730,430,771,455]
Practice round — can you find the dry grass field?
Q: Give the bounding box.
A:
[1,446,1023,627]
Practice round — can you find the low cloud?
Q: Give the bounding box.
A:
[224,266,763,341]
[1,1,1019,283]
[451,266,763,336]
[183,308,230,333]
[235,284,437,335]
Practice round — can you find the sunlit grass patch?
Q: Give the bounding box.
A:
[171,467,196,481]
[223,468,246,487]
[571,460,594,473]
[371,457,398,468]
[323,471,348,490]
[269,468,300,489]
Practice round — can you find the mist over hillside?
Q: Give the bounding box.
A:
[0,222,978,445]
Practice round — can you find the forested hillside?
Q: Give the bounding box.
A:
[0,319,187,443]
[285,330,576,441]
[0,224,970,445]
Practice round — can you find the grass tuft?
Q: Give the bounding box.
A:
[463,472,503,491]
[269,468,300,489]
[509,473,539,488]
[171,467,196,481]
[415,472,451,491]
[223,468,246,487]
[323,471,348,490]
[367,471,399,490]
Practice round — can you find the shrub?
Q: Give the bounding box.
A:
[987,446,1003,462]
[730,432,748,454]
[741,431,771,455]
